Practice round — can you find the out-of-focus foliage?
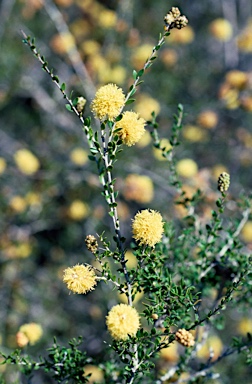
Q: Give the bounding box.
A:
[0,0,252,383]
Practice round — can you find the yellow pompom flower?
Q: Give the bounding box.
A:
[123,174,154,203]
[70,148,88,166]
[115,111,146,146]
[17,323,43,346]
[14,149,40,175]
[63,264,97,294]
[176,158,198,178]
[91,83,125,120]
[132,209,164,247]
[106,304,140,340]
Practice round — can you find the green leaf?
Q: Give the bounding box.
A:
[133,69,138,79]
[125,98,135,105]
[65,104,73,112]
[60,83,66,91]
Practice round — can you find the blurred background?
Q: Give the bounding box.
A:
[0,0,252,382]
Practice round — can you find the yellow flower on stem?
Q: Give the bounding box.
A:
[63,264,97,294]
[106,303,140,340]
[115,111,146,146]
[91,83,125,120]
[132,209,164,247]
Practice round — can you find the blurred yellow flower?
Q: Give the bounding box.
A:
[241,221,252,242]
[160,341,179,362]
[50,32,75,54]
[169,25,194,44]
[63,264,97,294]
[68,200,89,220]
[183,125,208,142]
[131,43,153,69]
[14,149,40,175]
[106,304,140,340]
[91,83,125,120]
[123,174,154,203]
[0,157,6,174]
[153,138,173,161]
[118,290,144,304]
[132,209,164,247]
[219,84,240,109]
[176,158,198,178]
[125,250,138,269]
[225,70,248,89]
[197,335,223,360]
[237,317,252,335]
[54,0,73,6]
[209,19,233,41]
[98,65,127,86]
[134,93,161,120]
[197,110,218,129]
[83,365,104,383]
[70,148,88,166]
[241,96,252,112]
[9,196,27,213]
[137,131,152,148]
[5,242,32,259]
[237,19,252,53]
[160,48,178,67]
[97,9,117,29]
[17,323,43,347]
[81,40,100,56]
[25,192,42,207]
[211,164,229,180]
[115,111,146,146]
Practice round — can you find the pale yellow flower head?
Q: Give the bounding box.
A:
[115,111,146,146]
[63,264,97,294]
[14,149,40,175]
[17,323,43,346]
[132,209,164,247]
[91,83,125,120]
[124,174,154,203]
[106,303,140,340]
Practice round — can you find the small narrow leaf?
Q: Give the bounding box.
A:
[65,104,73,112]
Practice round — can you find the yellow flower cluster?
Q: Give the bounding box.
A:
[63,264,97,294]
[115,111,146,146]
[132,209,164,247]
[16,323,43,347]
[91,83,125,120]
[175,328,195,347]
[106,304,140,340]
